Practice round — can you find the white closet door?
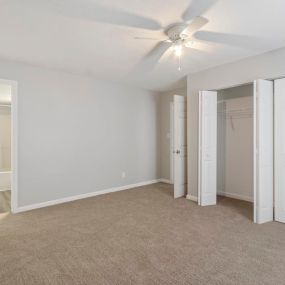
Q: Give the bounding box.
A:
[173,95,187,198]
[253,79,274,224]
[274,78,285,223]
[198,91,217,206]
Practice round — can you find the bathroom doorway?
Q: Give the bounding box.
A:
[0,79,17,214]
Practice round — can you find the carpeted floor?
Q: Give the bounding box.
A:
[0,183,285,285]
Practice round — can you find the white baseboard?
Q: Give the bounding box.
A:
[186,194,198,202]
[158,178,173,184]
[217,191,253,202]
[14,179,160,213]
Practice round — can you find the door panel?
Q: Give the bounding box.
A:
[174,95,187,198]
[199,91,217,206]
[254,79,274,224]
[274,78,285,223]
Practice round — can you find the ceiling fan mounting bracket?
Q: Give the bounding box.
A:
[166,24,188,42]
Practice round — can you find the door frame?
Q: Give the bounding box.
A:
[0,78,18,213]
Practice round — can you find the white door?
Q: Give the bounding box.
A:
[198,91,217,206]
[174,95,187,198]
[274,78,285,223]
[170,102,174,184]
[254,79,274,224]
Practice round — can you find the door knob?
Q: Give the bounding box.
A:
[176,150,180,154]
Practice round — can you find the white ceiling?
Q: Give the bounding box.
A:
[0,0,285,91]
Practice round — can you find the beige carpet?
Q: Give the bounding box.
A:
[0,183,285,285]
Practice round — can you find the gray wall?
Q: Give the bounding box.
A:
[218,84,253,100]
[187,47,285,198]
[159,88,186,181]
[0,59,160,207]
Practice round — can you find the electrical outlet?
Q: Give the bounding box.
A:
[121,172,126,179]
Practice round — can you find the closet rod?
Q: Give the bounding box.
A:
[218,112,253,115]
[218,107,252,112]
[220,115,253,119]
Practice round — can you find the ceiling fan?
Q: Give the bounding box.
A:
[138,16,209,70]
[132,0,218,72]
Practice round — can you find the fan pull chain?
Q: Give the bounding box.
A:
[178,54,182,71]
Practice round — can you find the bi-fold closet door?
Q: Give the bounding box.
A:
[253,80,274,224]
[199,80,274,224]
[198,91,217,206]
[274,78,285,223]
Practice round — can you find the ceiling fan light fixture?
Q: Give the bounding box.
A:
[174,44,183,57]
[172,44,183,71]
[184,40,194,48]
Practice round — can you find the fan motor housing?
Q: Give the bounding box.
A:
[166,24,188,42]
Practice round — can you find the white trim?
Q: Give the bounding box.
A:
[14,179,160,213]
[0,79,18,214]
[186,194,198,202]
[217,191,253,203]
[158,178,172,184]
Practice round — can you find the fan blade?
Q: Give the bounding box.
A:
[184,40,211,52]
[182,0,218,22]
[134,37,163,41]
[35,0,162,30]
[132,41,172,73]
[182,17,208,37]
[193,31,265,49]
[145,41,172,64]
[183,39,194,48]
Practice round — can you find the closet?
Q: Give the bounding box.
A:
[217,84,253,203]
[199,80,274,224]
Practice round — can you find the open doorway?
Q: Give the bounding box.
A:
[217,84,254,219]
[0,79,17,214]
